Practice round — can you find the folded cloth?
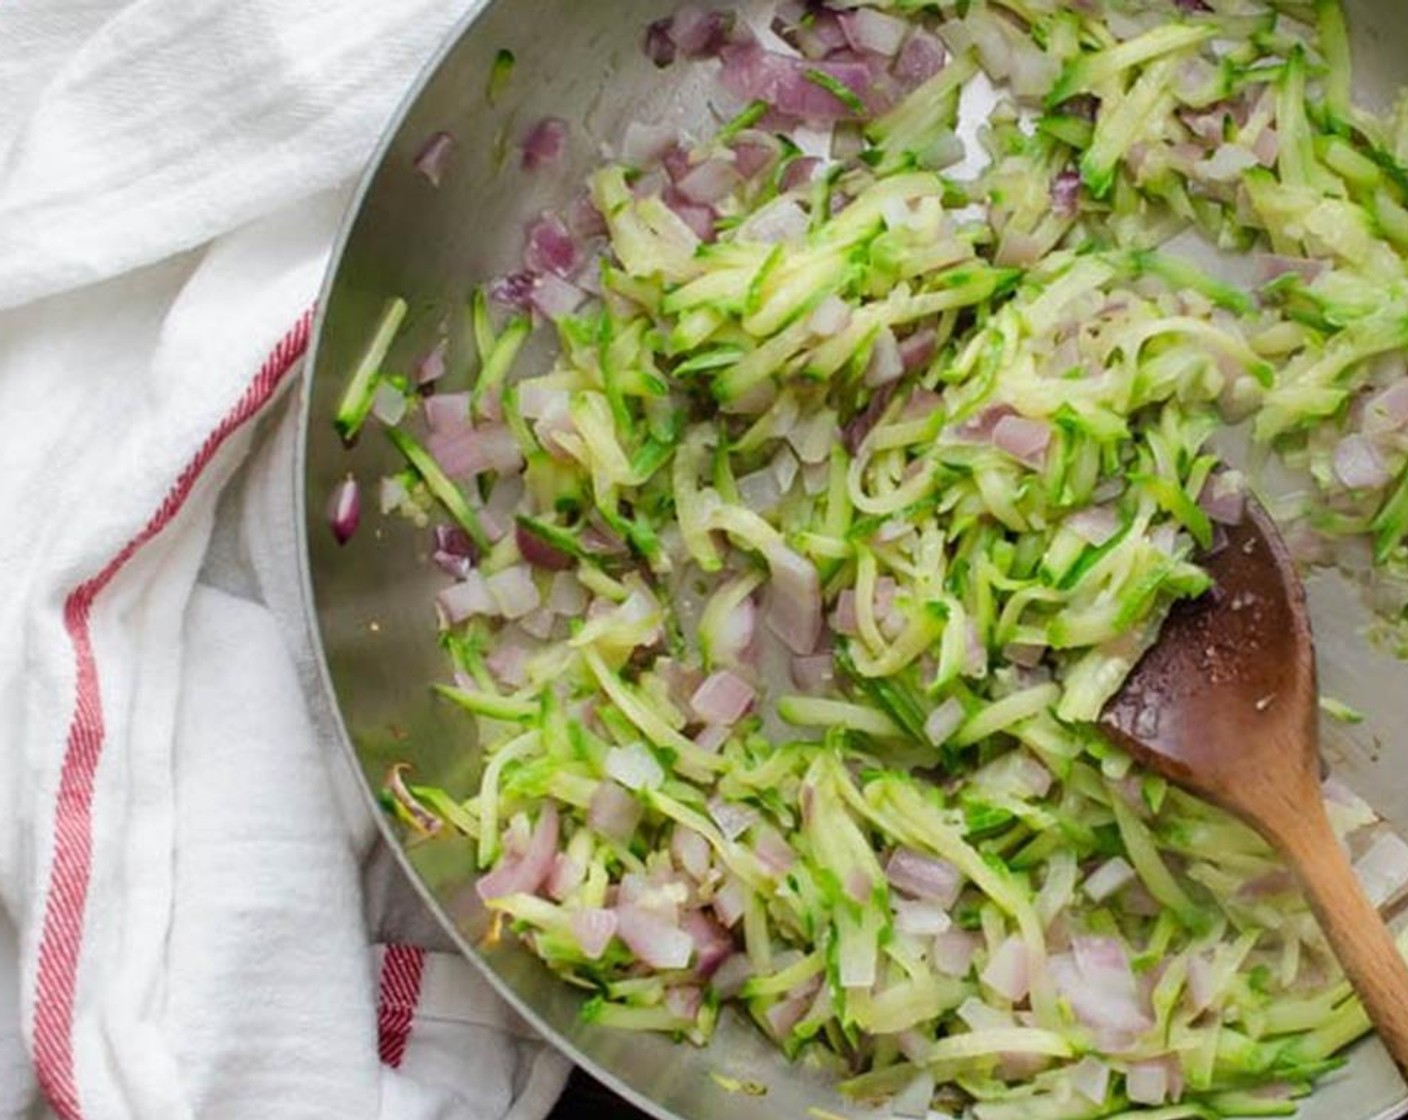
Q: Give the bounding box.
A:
[0,3,570,1118]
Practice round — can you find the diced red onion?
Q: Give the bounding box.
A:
[524,213,580,278]
[923,698,965,747]
[662,186,718,242]
[327,477,361,546]
[709,798,759,843]
[720,42,879,123]
[662,144,693,184]
[547,853,585,901]
[486,642,530,689]
[691,670,757,725]
[1126,1061,1170,1106]
[521,117,567,172]
[437,570,496,624]
[477,804,558,901]
[427,424,524,480]
[839,9,908,57]
[788,6,848,59]
[712,877,749,929]
[898,326,937,373]
[1237,868,1296,900]
[996,229,1046,269]
[643,18,678,67]
[765,993,812,1037]
[1070,1057,1112,1105]
[710,952,753,998]
[678,157,742,205]
[786,410,836,465]
[894,28,946,89]
[515,522,574,572]
[379,474,410,517]
[1063,506,1118,547]
[620,121,678,167]
[732,137,777,179]
[791,653,836,693]
[570,908,618,960]
[1249,126,1280,167]
[781,156,823,192]
[1364,380,1408,433]
[809,294,853,336]
[415,338,448,386]
[981,935,1031,1002]
[1186,951,1215,1014]
[665,984,705,1022]
[932,930,980,977]
[693,723,731,754]
[1051,169,1082,218]
[1050,937,1154,1046]
[567,191,608,240]
[588,780,642,842]
[606,742,666,792]
[1334,434,1390,490]
[1198,471,1246,526]
[615,904,695,969]
[681,910,733,978]
[763,545,823,655]
[992,414,1053,468]
[753,824,797,876]
[1198,143,1259,183]
[886,847,963,906]
[432,524,477,578]
[893,898,952,937]
[865,326,905,388]
[957,995,1012,1032]
[425,391,472,434]
[413,131,455,188]
[672,827,713,881]
[517,383,569,425]
[1084,856,1136,903]
[529,273,588,322]
[666,4,735,59]
[359,389,407,432]
[738,467,785,514]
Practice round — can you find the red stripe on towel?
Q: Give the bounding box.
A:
[376,944,427,1069]
[32,309,315,1119]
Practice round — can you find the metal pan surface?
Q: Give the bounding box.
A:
[298,2,1408,1117]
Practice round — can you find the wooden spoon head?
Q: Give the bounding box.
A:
[1099,495,1320,824]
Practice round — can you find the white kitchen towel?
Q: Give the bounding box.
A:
[0,2,571,1118]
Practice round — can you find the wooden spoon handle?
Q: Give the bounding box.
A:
[1274,796,1408,1077]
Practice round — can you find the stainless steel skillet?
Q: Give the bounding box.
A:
[297,2,1408,1117]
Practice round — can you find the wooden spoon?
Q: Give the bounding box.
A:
[1099,492,1408,1076]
